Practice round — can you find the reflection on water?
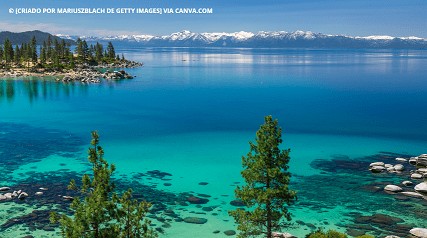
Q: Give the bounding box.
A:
[0,78,128,103]
[0,78,89,103]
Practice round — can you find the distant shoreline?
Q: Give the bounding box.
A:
[0,61,142,83]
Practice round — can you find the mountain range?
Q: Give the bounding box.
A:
[0,30,75,45]
[56,30,427,49]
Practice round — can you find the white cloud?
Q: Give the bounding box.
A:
[0,21,142,36]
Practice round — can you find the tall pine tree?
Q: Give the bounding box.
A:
[229,115,297,238]
[51,131,156,238]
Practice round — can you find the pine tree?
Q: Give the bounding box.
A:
[95,42,103,62]
[3,38,14,64]
[47,35,52,60]
[14,45,21,65]
[229,115,297,238]
[107,42,115,60]
[40,45,47,65]
[51,131,156,238]
[31,36,37,63]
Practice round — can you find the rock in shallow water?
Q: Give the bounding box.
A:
[0,187,10,191]
[400,191,423,198]
[183,217,207,224]
[187,196,209,204]
[224,230,236,236]
[410,228,427,238]
[411,173,423,179]
[370,162,385,167]
[370,166,385,173]
[230,199,246,207]
[384,185,403,192]
[414,182,427,194]
[402,181,413,186]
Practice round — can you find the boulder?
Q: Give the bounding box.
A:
[409,158,418,165]
[402,181,413,186]
[62,196,74,200]
[18,192,28,200]
[411,173,423,179]
[224,230,236,236]
[273,232,297,238]
[0,187,10,191]
[187,196,209,204]
[385,164,393,168]
[385,236,400,238]
[183,217,208,224]
[370,162,385,167]
[410,228,427,238]
[39,187,48,191]
[394,164,404,171]
[384,185,403,192]
[0,194,6,201]
[414,182,427,194]
[387,167,395,172]
[401,192,424,198]
[370,166,385,173]
[418,168,427,173]
[417,158,427,167]
[4,193,13,200]
[395,158,407,162]
[230,199,246,207]
[35,192,43,196]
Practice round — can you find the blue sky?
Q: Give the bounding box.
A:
[0,0,426,37]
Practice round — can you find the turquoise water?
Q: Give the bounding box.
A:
[1,48,427,237]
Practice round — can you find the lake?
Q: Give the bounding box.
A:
[1,48,427,237]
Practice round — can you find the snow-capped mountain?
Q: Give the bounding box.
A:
[57,30,427,49]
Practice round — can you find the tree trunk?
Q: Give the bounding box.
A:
[266,201,272,238]
[266,166,272,238]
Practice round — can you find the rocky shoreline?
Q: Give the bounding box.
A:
[0,60,142,83]
[368,153,427,238]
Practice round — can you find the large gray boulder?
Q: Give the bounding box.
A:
[411,173,423,179]
[414,182,427,194]
[370,162,385,167]
[394,164,404,171]
[384,185,403,192]
[410,228,427,238]
[395,157,407,162]
[370,166,385,173]
[0,187,10,191]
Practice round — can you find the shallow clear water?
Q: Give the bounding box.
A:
[1,48,427,237]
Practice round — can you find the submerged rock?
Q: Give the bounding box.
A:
[187,196,209,204]
[183,217,208,224]
[224,230,236,236]
[400,192,423,198]
[410,228,427,238]
[230,199,246,207]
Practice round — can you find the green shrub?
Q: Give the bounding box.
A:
[306,229,348,238]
